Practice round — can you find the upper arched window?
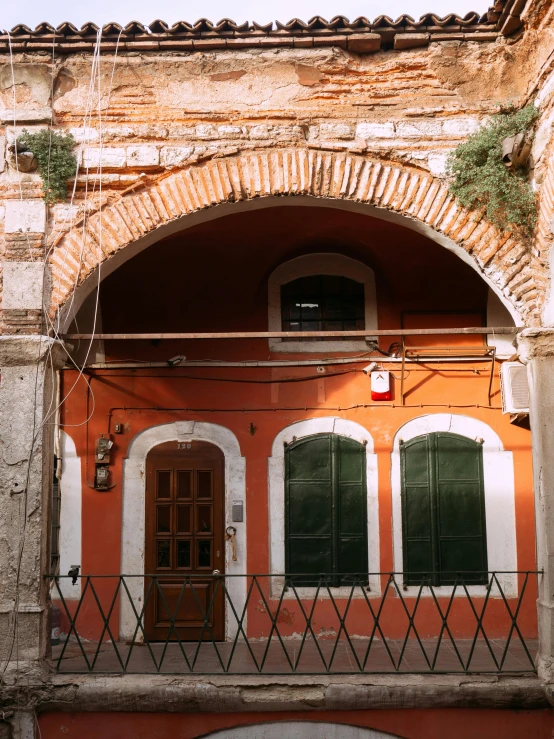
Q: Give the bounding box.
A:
[281,275,365,335]
[268,253,377,353]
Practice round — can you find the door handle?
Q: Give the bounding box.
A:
[212,569,221,575]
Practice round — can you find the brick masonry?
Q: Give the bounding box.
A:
[49,149,546,325]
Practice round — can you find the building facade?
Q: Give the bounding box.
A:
[1,1,554,737]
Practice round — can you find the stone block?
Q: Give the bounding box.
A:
[3,262,46,310]
[126,145,160,167]
[82,147,126,169]
[319,123,355,140]
[68,126,99,143]
[442,117,481,136]
[249,125,270,140]
[5,200,46,234]
[0,135,5,173]
[356,122,395,139]
[218,125,244,139]
[0,108,53,124]
[160,146,194,167]
[396,120,443,138]
[428,152,449,177]
[196,124,218,140]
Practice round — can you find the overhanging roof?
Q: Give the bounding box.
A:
[0,0,527,54]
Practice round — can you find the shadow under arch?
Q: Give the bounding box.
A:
[50,149,536,330]
[197,722,404,739]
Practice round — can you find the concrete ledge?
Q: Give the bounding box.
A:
[0,674,549,714]
[0,336,69,368]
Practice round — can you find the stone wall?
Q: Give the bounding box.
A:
[0,13,552,331]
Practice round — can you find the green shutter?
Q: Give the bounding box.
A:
[401,432,487,586]
[285,434,368,586]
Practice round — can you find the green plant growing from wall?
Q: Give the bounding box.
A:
[16,129,77,204]
[446,105,539,237]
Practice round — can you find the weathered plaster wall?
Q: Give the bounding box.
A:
[0,20,553,331]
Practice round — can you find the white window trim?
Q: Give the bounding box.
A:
[268,417,380,598]
[58,431,82,601]
[391,414,517,598]
[204,723,397,739]
[121,421,246,641]
[268,253,378,353]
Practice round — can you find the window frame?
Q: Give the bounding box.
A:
[268,417,381,598]
[268,253,378,353]
[400,431,488,587]
[285,433,369,588]
[391,414,517,598]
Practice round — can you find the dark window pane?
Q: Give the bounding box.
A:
[157,470,171,499]
[157,540,171,568]
[197,505,212,533]
[198,540,211,568]
[281,275,365,335]
[177,505,192,533]
[177,470,192,499]
[197,470,212,498]
[156,506,171,533]
[177,540,191,568]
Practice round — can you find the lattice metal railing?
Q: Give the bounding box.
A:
[48,572,539,675]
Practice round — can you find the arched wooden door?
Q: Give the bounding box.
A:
[144,440,225,641]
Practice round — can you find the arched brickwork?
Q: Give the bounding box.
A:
[49,148,544,325]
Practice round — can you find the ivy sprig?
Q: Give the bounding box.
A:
[447,105,539,237]
[17,128,77,204]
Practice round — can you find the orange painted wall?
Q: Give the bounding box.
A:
[58,206,536,640]
[39,709,554,739]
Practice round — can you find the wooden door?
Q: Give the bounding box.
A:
[145,441,225,641]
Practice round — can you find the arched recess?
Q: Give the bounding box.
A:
[200,723,402,739]
[268,417,380,597]
[121,421,246,641]
[391,414,517,597]
[268,253,378,353]
[49,148,540,329]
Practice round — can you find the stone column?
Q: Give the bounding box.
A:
[0,336,67,673]
[518,328,554,683]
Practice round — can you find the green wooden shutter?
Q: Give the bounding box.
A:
[285,434,367,586]
[435,433,487,584]
[401,435,435,585]
[401,432,487,586]
[337,436,368,583]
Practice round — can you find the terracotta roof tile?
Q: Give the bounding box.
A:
[0,1,526,54]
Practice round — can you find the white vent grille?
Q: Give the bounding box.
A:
[500,362,529,414]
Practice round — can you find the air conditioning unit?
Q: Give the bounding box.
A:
[500,362,529,414]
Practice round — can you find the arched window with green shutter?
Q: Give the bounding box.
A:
[285,433,368,586]
[400,431,488,586]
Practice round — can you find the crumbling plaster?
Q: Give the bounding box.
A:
[0,30,552,332]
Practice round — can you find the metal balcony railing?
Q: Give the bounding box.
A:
[48,572,539,675]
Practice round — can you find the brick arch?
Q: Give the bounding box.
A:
[50,148,543,325]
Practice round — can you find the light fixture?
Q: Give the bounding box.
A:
[167,355,186,366]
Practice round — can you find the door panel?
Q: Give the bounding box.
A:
[145,441,225,641]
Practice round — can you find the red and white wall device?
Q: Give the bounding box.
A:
[370,370,391,401]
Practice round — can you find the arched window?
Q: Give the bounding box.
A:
[268,253,377,353]
[400,431,487,586]
[281,275,365,335]
[285,433,368,586]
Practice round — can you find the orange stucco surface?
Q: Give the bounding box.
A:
[38,708,554,739]
[58,206,536,640]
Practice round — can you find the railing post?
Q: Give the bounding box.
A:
[518,328,554,683]
[0,336,67,677]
